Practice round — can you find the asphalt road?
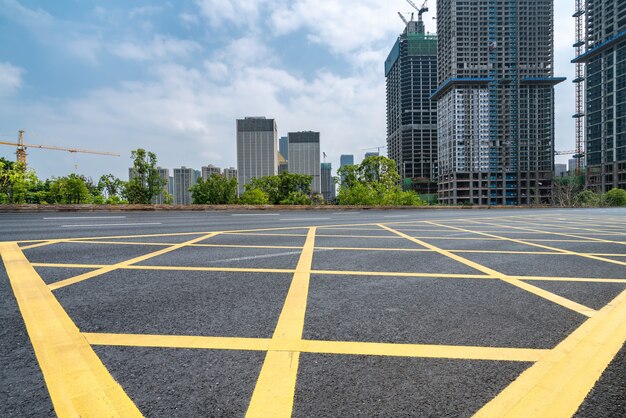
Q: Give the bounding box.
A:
[1,208,625,417]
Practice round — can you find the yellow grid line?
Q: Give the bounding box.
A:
[379,224,597,318]
[0,242,141,417]
[84,332,548,362]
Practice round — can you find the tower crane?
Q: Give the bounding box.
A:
[406,0,428,22]
[0,130,120,169]
[397,12,409,26]
[555,149,585,158]
[362,145,387,154]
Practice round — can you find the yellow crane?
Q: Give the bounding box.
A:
[0,130,120,169]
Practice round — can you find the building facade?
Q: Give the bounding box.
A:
[236,117,278,195]
[434,0,563,205]
[223,167,237,180]
[201,164,221,180]
[573,0,626,192]
[173,166,198,205]
[288,131,321,193]
[385,17,438,194]
[320,162,335,202]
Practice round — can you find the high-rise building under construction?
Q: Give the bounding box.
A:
[433,0,564,205]
[385,12,438,194]
[573,0,626,192]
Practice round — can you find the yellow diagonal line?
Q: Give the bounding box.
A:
[82,332,548,362]
[504,219,626,242]
[246,227,317,418]
[474,288,626,417]
[379,224,597,318]
[48,232,221,290]
[0,242,142,417]
[429,221,626,268]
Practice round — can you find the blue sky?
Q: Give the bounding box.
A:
[0,0,575,181]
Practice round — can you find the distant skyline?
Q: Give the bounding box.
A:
[0,0,575,181]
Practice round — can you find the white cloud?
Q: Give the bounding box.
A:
[195,0,269,28]
[111,35,202,61]
[179,12,199,26]
[0,62,25,96]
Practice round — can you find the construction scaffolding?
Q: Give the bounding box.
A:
[573,0,586,174]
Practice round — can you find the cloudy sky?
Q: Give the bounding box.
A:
[0,0,576,181]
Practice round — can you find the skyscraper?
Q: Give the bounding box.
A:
[236,117,278,195]
[573,0,626,192]
[223,167,237,180]
[173,166,198,205]
[288,131,321,193]
[434,0,563,205]
[320,162,335,202]
[385,14,438,193]
[364,152,379,159]
[201,164,221,180]
[340,154,354,169]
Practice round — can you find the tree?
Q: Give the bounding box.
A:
[603,188,626,207]
[0,157,39,204]
[239,188,270,205]
[246,172,313,204]
[574,190,601,207]
[125,149,166,204]
[48,174,93,204]
[280,191,312,205]
[337,156,425,206]
[553,175,583,207]
[98,174,124,199]
[190,174,237,204]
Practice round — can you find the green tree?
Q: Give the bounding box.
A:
[337,156,425,206]
[190,174,238,204]
[0,158,39,204]
[124,149,166,204]
[279,191,312,205]
[247,172,313,204]
[239,188,270,205]
[574,190,601,207]
[98,174,124,199]
[48,174,93,204]
[603,188,626,207]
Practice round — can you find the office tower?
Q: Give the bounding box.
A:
[128,167,169,204]
[573,0,626,192]
[555,163,567,178]
[173,166,198,205]
[236,117,278,195]
[279,136,289,161]
[320,162,335,202]
[223,167,237,180]
[385,13,438,194]
[340,154,354,168]
[169,176,174,195]
[288,131,321,193]
[434,0,563,205]
[364,152,379,159]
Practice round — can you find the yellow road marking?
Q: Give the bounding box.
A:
[429,221,626,268]
[504,219,626,242]
[0,242,141,417]
[379,224,597,318]
[30,263,626,283]
[83,332,547,362]
[85,333,271,351]
[49,232,221,290]
[298,340,547,362]
[246,227,317,418]
[474,288,626,417]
